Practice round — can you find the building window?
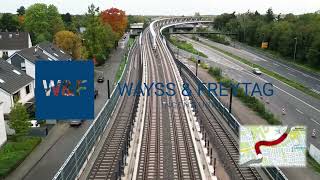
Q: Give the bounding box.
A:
[21,62,26,71]
[13,91,20,102]
[26,85,30,94]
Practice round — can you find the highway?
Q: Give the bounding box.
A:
[178,35,320,149]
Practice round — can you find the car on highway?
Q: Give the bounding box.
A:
[94,89,98,99]
[252,68,262,75]
[69,120,84,127]
[97,75,104,83]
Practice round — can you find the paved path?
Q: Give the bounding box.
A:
[6,34,129,180]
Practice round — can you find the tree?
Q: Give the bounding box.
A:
[24,3,64,43]
[100,8,128,39]
[265,8,274,22]
[9,103,30,137]
[54,30,82,59]
[17,6,25,16]
[83,4,116,63]
[0,13,19,31]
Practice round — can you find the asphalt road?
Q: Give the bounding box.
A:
[176,35,320,150]
[21,35,129,180]
[200,36,320,93]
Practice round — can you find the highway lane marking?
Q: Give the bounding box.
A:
[287,73,296,77]
[273,63,280,66]
[296,109,304,114]
[310,118,320,126]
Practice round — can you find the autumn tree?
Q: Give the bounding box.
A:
[24,3,64,43]
[100,8,128,39]
[54,30,82,59]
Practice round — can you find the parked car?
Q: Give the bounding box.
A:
[94,89,99,99]
[252,68,262,75]
[97,75,104,83]
[29,120,40,128]
[69,120,84,127]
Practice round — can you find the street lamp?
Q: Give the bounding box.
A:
[293,37,298,61]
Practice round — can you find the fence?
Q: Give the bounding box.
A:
[166,39,288,180]
[52,40,136,180]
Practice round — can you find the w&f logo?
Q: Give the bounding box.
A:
[36,61,94,120]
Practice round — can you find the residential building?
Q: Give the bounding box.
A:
[0,60,34,114]
[0,101,6,147]
[0,32,32,59]
[6,42,72,78]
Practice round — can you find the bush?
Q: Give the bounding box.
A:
[95,53,106,66]
[170,37,208,58]
[208,67,222,80]
[0,137,41,178]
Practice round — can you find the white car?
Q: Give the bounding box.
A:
[252,68,262,75]
[29,120,40,128]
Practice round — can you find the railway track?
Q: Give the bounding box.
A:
[179,62,262,180]
[87,41,141,180]
[136,27,201,179]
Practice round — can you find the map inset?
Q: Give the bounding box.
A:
[239,126,306,167]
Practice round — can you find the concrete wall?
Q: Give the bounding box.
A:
[0,102,7,147]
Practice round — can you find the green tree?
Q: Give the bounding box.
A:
[265,8,275,22]
[83,4,116,63]
[24,3,64,43]
[9,103,30,137]
[17,6,26,16]
[0,13,19,31]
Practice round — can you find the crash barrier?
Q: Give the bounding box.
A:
[52,40,137,180]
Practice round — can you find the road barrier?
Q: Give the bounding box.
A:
[52,40,135,180]
[165,38,288,180]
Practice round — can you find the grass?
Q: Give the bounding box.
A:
[203,42,320,100]
[307,152,320,174]
[0,136,41,178]
[208,66,281,125]
[114,38,135,82]
[169,37,208,58]
[188,57,209,69]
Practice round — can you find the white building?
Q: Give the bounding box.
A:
[0,60,34,114]
[0,101,6,147]
[6,42,72,79]
[0,32,32,59]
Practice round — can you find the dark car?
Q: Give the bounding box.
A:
[69,120,84,127]
[94,89,98,99]
[97,76,104,83]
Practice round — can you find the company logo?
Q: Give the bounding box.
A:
[35,61,94,120]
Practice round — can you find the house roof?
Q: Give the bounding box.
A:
[0,32,30,50]
[16,46,53,64]
[37,42,72,60]
[0,60,33,94]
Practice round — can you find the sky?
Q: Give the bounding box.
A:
[0,0,319,15]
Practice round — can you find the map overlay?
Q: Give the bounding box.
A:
[239,126,306,167]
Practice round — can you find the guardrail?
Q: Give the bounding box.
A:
[52,40,136,180]
[165,37,288,180]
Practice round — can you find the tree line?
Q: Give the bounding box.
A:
[213,8,320,69]
[0,4,129,64]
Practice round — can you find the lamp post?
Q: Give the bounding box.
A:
[196,59,200,76]
[294,37,298,61]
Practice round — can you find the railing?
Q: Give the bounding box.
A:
[52,40,136,180]
[165,37,288,180]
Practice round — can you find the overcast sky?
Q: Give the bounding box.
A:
[1,0,320,15]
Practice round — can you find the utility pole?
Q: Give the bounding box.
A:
[196,59,200,76]
[294,37,298,61]
[229,85,233,113]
